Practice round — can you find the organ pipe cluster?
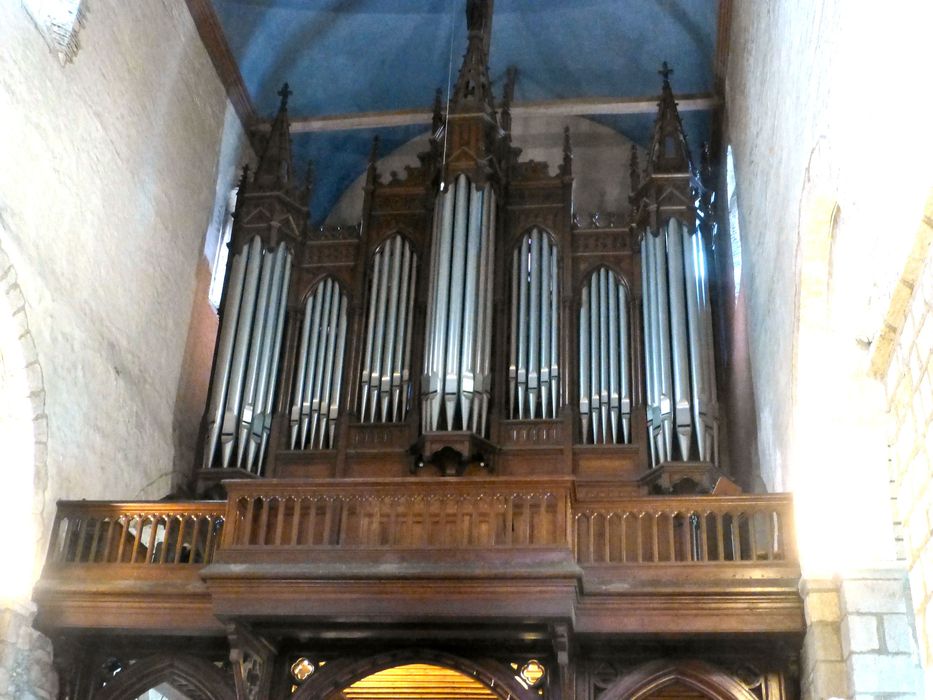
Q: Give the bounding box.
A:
[510,228,559,420]
[359,235,418,423]
[422,174,497,436]
[641,219,719,466]
[204,236,292,473]
[578,267,632,444]
[289,278,348,450]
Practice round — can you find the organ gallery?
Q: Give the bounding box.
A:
[34,1,804,698]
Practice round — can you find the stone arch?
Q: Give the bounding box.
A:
[599,659,758,700]
[95,655,235,700]
[0,236,48,600]
[292,648,535,700]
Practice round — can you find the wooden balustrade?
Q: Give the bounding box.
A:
[573,495,796,565]
[46,502,226,566]
[43,490,797,570]
[221,478,573,550]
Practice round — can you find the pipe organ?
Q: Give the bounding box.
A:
[579,267,631,445]
[289,277,348,450]
[204,236,291,474]
[422,174,497,436]
[510,228,559,421]
[360,234,418,424]
[197,12,726,494]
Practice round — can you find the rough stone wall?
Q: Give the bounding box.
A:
[0,603,56,700]
[881,205,933,677]
[0,0,248,696]
[724,0,933,695]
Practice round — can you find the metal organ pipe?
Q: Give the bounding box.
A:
[510,229,560,421]
[358,235,418,423]
[289,278,348,450]
[640,219,720,466]
[577,267,631,444]
[204,236,292,474]
[422,174,496,435]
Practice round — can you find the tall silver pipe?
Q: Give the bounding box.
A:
[641,234,659,465]
[579,284,591,441]
[476,186,496,435]
[444,175,469,428]
[509,249,519,418]
[540,232,551,419]
[381,236,403,421]
[237,251,274,467]
[258,251,291,470]
[459,186,483,426]
[549,245,559,419]
[528,230,541,418]
[588,273,600,443]
[370,243,391,421]
[360,248,381,422]
[516,235,529,419]
[391,241,413,421]
[424,182,455,431]
[666,219,692,460]
[220,236,263,467]
[245,244,287,471]
[297,284,325,448]
[308,280,335,449]
[652,233,674,462]
[328,293,348,448]
[607,267,620,443]
[618,282,631,443]
[205,242,248,467]
[598,268,610,442]
[317,282,341,448]
[401,257,417,417]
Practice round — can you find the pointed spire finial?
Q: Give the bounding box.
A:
[629,144,640,194]
[432,88,444,134]
[658,61,673,84]
[238,163,251,190]
[561,126,573,176]
[277,82,292,111]
[451,0,495,114]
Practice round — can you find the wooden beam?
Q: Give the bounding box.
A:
[270,93,720,134]
[185,0,258,130]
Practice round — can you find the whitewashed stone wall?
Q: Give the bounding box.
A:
[724,0,933,696]
[0,0,249,696]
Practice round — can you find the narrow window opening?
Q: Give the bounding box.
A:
[208,188,238,311]
[725,145,743,300]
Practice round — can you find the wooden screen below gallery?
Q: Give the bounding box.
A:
[329,663,500,699]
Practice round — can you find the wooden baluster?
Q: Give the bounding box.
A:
[87,518,103,563]
[102,518,116,563]
[667,512,676,562]
[158,517,171,564]
[766,510,776,560]
[243,497,256,546]
[636,513,644,563]
[323,497,335,546]
[129,516,144,564]
[682,512,693,562]
[257,498,270,546]
[75,518,89,563]
[290,497,302,546]
[619,513,627,563]
[116,516,130,563]
[699,512,709,562]
[145,516,159,564]
[586,511,594,562]
[653,513,661,562]
[306,497,319,546]
[603,513,612,563]
[204,515,219,562]
[274,498,287,546]
[179,516,194,564]
[715,512,725,561]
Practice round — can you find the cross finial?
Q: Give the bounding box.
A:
[659,62,673,82]
[277,82,292,110]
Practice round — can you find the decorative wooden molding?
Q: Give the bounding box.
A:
[259,93,720,134]
[184,0,257,129]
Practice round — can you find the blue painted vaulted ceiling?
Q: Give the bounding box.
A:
[210,0,719,224]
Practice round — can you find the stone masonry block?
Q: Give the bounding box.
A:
[841,577,911,615]
[842,614,879,655]
[809,659,847,700]
[805,590,842,624]
[848,652,922,694]
[805,621,844,664]
[882,614,917,653]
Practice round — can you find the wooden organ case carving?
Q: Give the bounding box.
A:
[34,3,802,699]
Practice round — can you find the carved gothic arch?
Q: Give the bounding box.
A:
[292,648,535,700]
[599,659,759,700]
[94,654,236,700]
